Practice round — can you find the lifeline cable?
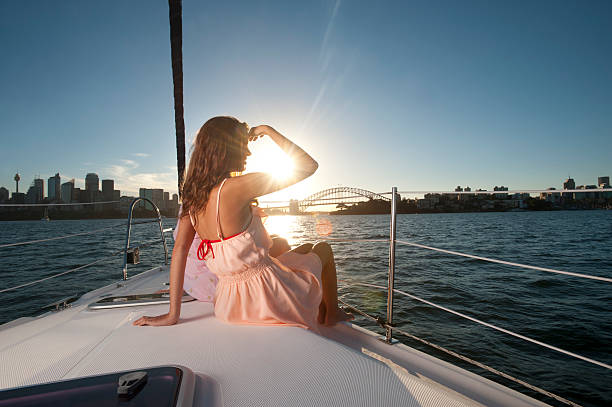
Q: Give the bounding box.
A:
[340,280,612,370]
[338,297,582,407]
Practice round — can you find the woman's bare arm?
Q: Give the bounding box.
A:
[237,125,318,199]
[132,215,195,326]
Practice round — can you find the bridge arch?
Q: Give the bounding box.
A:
[299,187,390,211]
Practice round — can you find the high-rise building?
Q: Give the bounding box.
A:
[598,176,610,188]
[85,173,99,192]
[152,189,164,210]
[162,191,170,213]
[61,180,74,203]
[139,188,149,209]
[48,173,61,201]
[102,179,114,201]
[79,188,91,203]
[33,178,44,202]
[85,173,100,203]
[26,178,44,204]
[25,186,38,204]
[72,187,82,202]
[563,178,575,190]
[139,188,165,211]
[167,193,179,215]
[0,187,9,202]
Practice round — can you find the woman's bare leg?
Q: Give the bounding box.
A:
[291,243,313,254]
[311,242,353,325]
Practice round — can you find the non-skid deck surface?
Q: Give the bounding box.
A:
[0,268,499,406]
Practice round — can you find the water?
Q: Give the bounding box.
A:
[1,211,611,406]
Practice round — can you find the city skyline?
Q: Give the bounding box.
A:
[1,2,611,202]
[0,170,181,201]
[1,169,609,202]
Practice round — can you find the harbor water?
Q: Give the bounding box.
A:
[1,210,610,406]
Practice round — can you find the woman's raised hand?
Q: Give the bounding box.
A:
[132,313,178,327]
[248,125,273,142]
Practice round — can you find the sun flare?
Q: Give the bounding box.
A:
[245,140,295,181]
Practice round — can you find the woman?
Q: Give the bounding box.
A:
[133,116,352,329]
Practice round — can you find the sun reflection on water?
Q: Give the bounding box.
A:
[262,215,298,245]
[262,213,335,248]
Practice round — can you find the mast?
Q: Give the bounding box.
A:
[168,0,186,198]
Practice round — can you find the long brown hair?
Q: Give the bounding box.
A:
[180,116,248,219]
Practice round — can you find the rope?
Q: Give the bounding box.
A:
[395,239,612,283]
[0,201,120,207]
[337,297,581,407]
[0,248,124,294]
[342,281,612,371]
[0,224,124,249]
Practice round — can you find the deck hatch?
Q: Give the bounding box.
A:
[0,366,184,406]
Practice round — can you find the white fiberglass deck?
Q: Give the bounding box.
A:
[0,266,549,407]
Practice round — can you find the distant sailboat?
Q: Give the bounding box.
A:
[41,207,50,221]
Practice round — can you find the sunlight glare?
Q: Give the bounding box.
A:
[262,215,296,245]
[245,139,294,181]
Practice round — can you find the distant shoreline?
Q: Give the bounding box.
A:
[1,205,609,221]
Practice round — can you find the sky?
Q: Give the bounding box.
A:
[1,0,611,202]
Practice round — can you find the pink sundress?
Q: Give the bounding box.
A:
[195,179,323,330]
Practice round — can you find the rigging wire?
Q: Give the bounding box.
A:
[395,239,612,283]
[0,249,124,294]
[0,224,124,249]
[340,280,612,371]
[337,297,582,407]
[322,235,611,283]
[0,219,163,249]
[0,236,171,294]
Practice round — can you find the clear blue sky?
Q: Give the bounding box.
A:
[1,0,610,200]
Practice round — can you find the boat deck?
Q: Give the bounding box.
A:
[0,266,549,406]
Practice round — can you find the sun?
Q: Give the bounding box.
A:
[245,139,295,181]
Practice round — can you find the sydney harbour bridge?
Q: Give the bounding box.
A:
[261,187,391,214]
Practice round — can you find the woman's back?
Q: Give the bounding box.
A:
[192,178,256,240]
